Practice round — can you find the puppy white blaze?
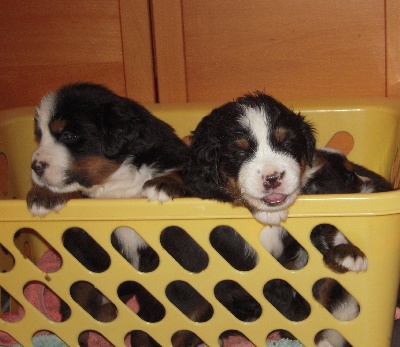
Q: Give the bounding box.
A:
[31,92,75,192]
[237,106,301,215]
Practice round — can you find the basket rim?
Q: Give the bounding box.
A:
[1,191,399,222]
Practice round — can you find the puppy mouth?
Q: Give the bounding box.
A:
[261,193,288,206]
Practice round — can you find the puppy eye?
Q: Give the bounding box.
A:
[59,131,78,143]
[236,149,248,159]
[234,138,251,159]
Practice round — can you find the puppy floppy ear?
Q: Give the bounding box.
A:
[100,100,148,159]
[299,114,316,166]
[191,137,221,186]
[183,115,223,194]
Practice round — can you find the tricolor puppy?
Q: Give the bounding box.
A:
[263,147,393,274]
[27,82,187,213]
[261,147,393,347]
[181,92,316,225]
[27,82,187,273]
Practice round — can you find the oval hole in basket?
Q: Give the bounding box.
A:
[118,281,165,322]
[0,332,20,345]
[263,279,310,321]
[311,224,367,273]
[24,281,70,322]
[214,280,261,321]
[70,281,117,322]
[172,330,205,346]
[312,278,360,321]
[259,226,308,270]
[63,227,110,273]
[315,329,352,346]
[220,331,256,346]
[128,330,160,346]
[160,226,208,273]
[79,330,114,346]
[14,228,62,271]
[210,225,258,271]
[111,226,159,272]
[0,243,15,272]
[33,331,66,346]
[166,280,213,322]
[267,329,302,344]
[0,287,25,323]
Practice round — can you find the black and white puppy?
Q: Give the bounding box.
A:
[28,82,187,211]
[262,147,393,275]
[27,82,188,269]
[181,91,316,226]
[259,147,393,347]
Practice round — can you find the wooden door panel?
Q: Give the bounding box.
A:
[154,0,387,102]
[0,1,125,110]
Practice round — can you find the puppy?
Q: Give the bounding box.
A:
[180,91,316,226]
[260,147,393,346]
[26,83,188,346]
[179,143,393,346]
[27,82,187,263]
[27,82,187,211]
[263,147,393,274]
[303,147,393,194]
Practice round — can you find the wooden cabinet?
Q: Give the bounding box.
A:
[0,0,154,110]
[1,0,399,110]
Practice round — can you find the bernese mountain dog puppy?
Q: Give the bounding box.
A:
[263,146,393,275]
[180,91,316,226]
[26,82,192,347]
[174,93,393,346]
[27,82,187,212]
[223,147,393,347]
[27,82,187,266]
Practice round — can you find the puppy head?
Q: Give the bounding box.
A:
[187,92,316,215]
[30,82,159,194]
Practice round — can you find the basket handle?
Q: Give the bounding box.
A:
[325,131,354,155]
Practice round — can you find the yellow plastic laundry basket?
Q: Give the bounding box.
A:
[0,98,400,346]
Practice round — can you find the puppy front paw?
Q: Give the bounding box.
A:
[142,173,185,203]
[26,185,80,216]
[323,244,368,273]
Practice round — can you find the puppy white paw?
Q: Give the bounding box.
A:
[324,244,368,273]
[29,202,64,217]
[26,185,68,216]
[142,185,172,203]
[338,253,368,272]
[142,173,185,203]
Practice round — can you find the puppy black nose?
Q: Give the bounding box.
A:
[31,160,48,177]
[264,171,285,189]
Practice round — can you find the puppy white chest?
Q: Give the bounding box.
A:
[85,160,155,198]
